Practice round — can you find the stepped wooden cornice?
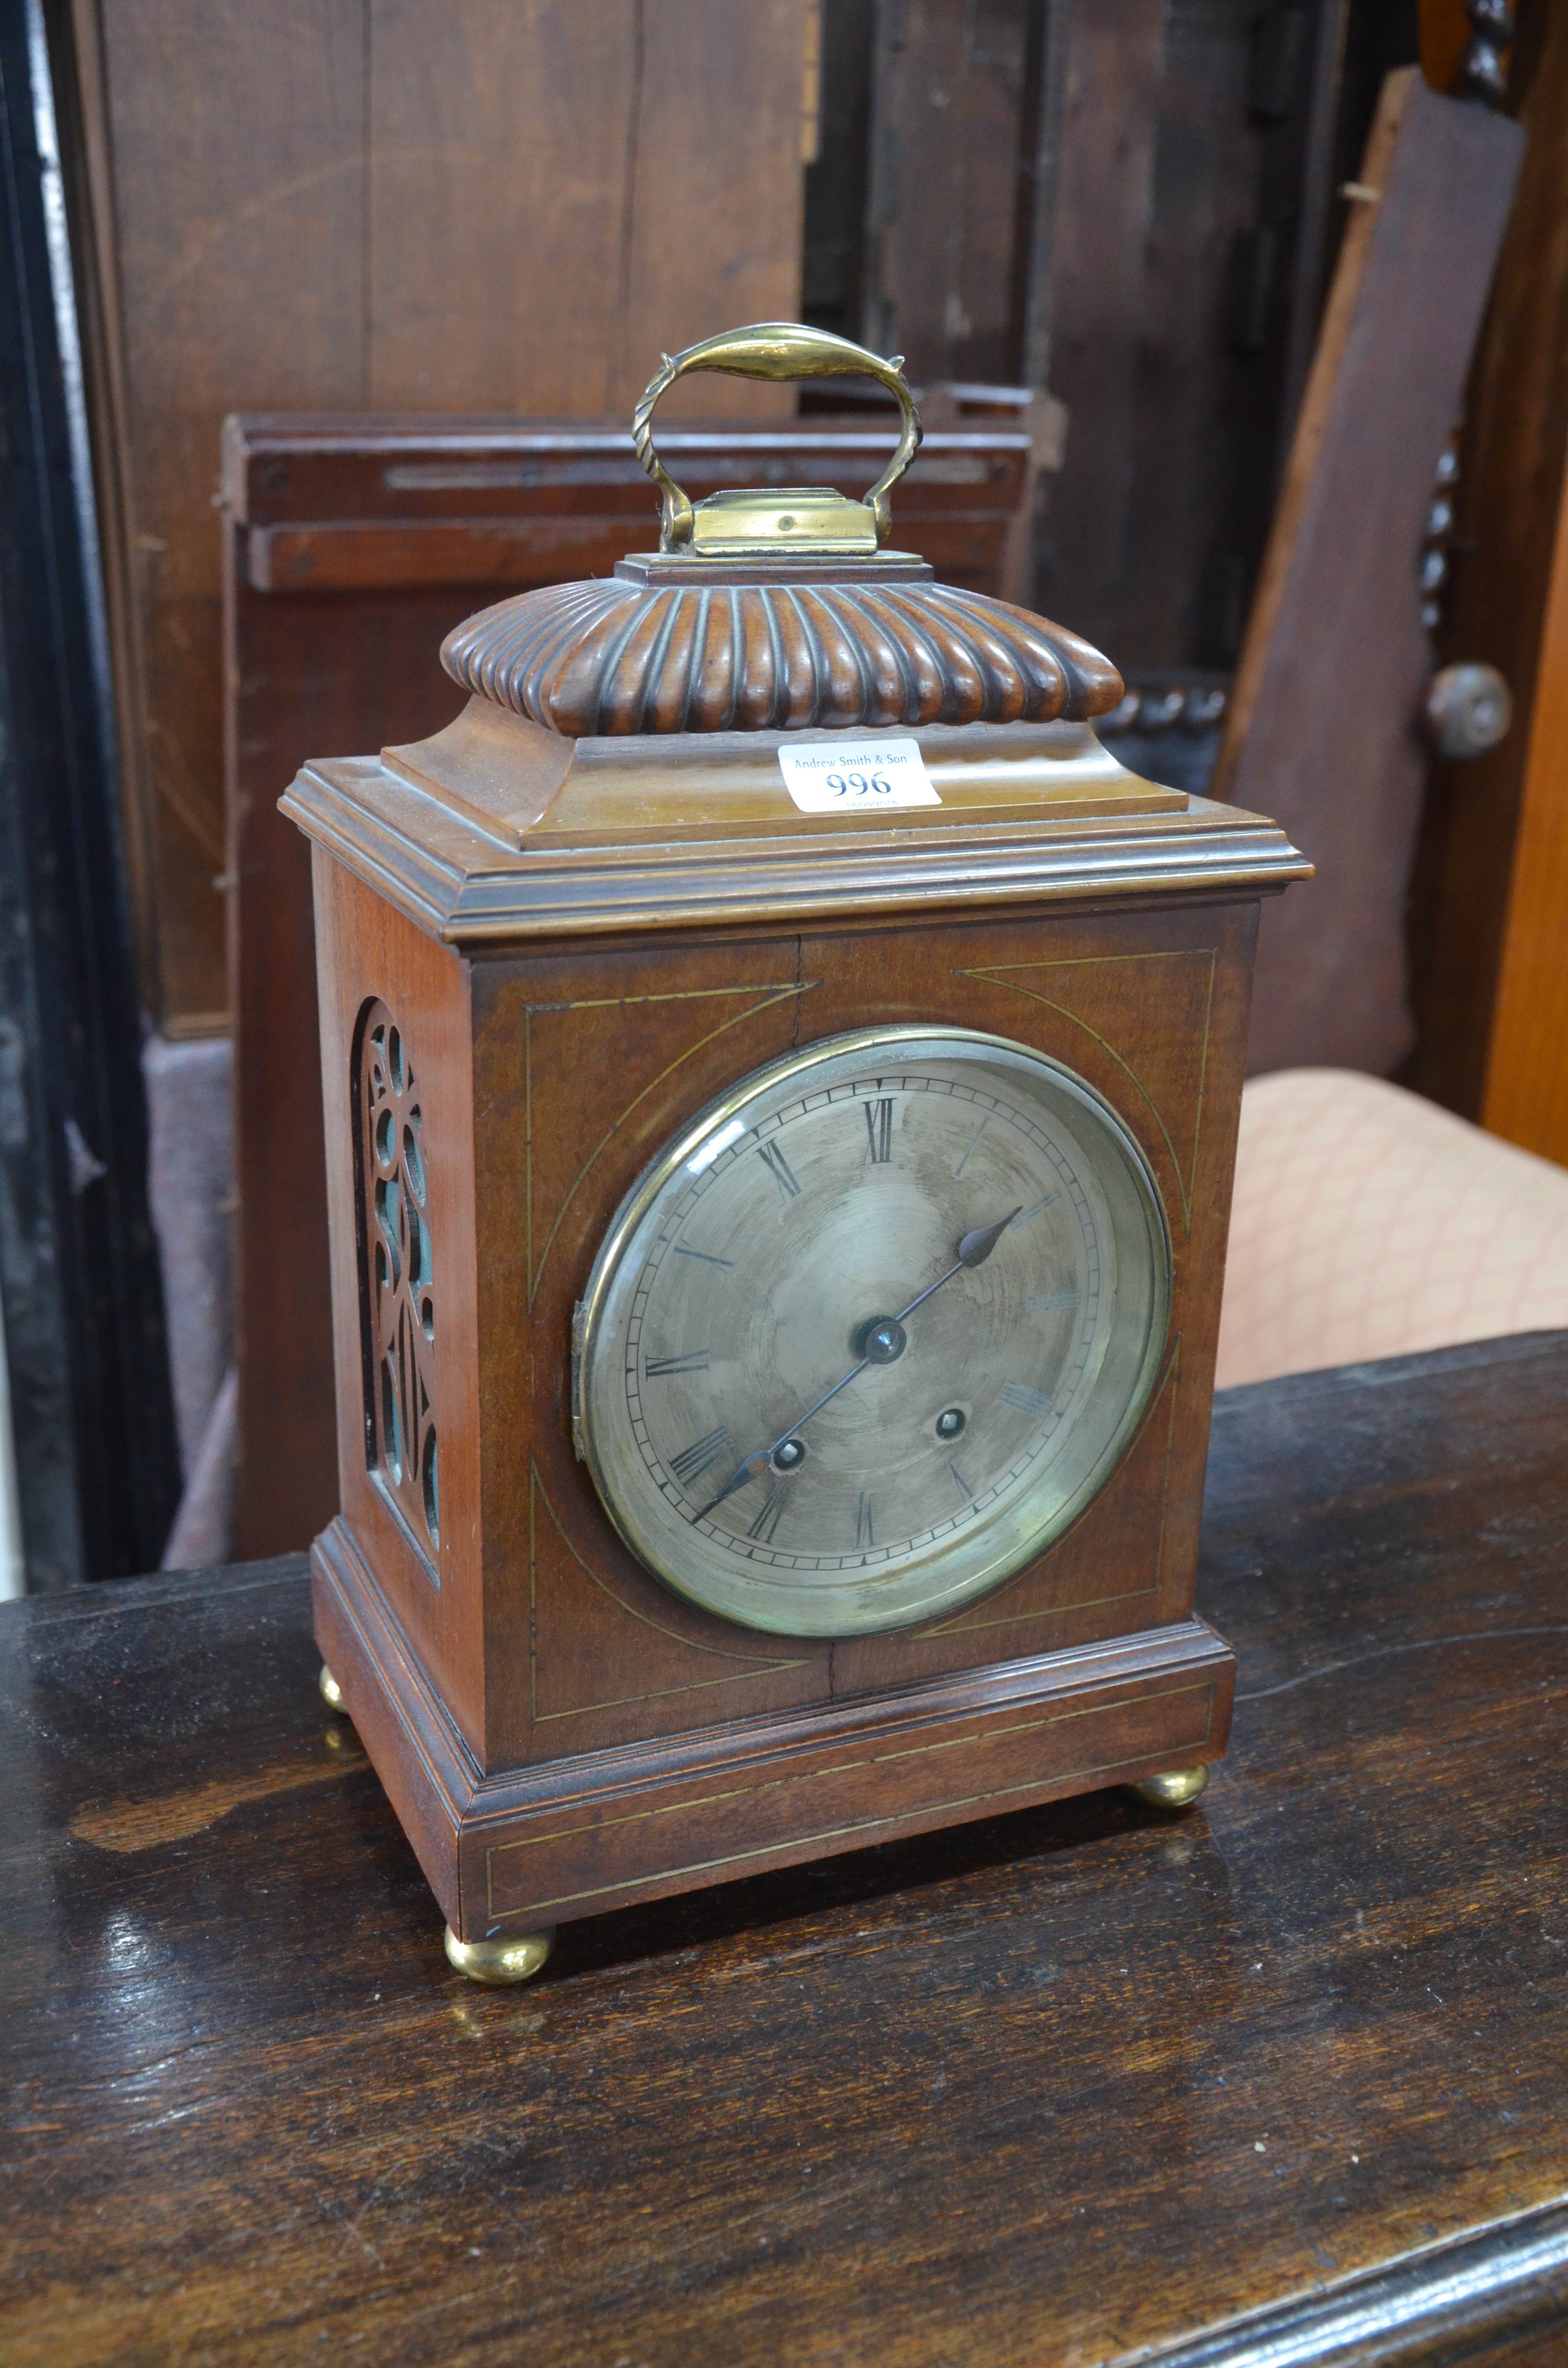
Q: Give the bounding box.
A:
[439,560,1124,740]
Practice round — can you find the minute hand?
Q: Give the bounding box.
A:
[890,1207,1022,1324]
[689,1206,1021,1522]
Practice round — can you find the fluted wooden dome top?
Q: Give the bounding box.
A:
[439,322,1123,740]
[440,560,1124,741]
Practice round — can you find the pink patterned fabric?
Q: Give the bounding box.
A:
[1215,1069,1568,1389]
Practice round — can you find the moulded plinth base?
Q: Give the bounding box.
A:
[311,1515,1233,1948]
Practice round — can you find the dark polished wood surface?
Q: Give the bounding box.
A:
[4,1332,1568,2365]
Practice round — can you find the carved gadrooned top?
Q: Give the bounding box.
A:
[439,573,1123,740]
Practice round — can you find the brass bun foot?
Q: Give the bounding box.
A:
[1126,1763,1210,1811]
[318,1664,347,1712]
[444,1925,556,1986]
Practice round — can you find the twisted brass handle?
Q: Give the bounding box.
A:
[632,322,923,554]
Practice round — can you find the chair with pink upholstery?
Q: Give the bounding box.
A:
[1216,1070,1568,1389]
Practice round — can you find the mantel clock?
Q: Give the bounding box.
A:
[284,325,1308,1983]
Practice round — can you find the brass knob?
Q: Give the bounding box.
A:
[632,321,923,557]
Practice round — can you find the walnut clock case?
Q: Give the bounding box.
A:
[284,324,1308,1985]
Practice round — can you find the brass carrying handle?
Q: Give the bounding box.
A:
[632,322,924,553]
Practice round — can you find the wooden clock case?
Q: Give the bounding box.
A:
[283,544,1306,1959]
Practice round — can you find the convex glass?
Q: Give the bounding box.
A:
[575,1027,1171,1635]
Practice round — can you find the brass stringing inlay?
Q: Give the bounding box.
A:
[356,1000,439,1571]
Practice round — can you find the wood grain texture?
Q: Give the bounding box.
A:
[1036,0,1163,658]
[1212,75,1412,789]
[91,0,368,1027]
[284,736,1304,950]
[3,1332,1567,2363]
[306,856,1264,1793]
[1479,445,1568,1166]
[314,1506,1234,1942]
[225,412,1035,584]
[1036,0,1334,674]
[1211,71,1522,1076]
[487,902,1254,1772]
[1418,0,1478,94]
[616,0,809,413]
[1406,3,1568,1121]
[863,0,1035,385]
[74,0,810,1026]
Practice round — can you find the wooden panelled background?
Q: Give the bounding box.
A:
[1032,0,1349,673]
[59,0,1400,1037]
[840,0,1356,675]
[52,0,1568,1140]
[64,0,812,1034]
[63,0,1561,1087]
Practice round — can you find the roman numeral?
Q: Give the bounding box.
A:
[954,1114,990,1177]
[747,1484,787,1542]
[999,1381,1052,1421]
[1026,1288,1080,1315]
[855,1491,875,1549]
[863,1098,894,1162]
[756,1141,801,1201]
[949,1464,974,1504]
[1014,1188,1063,1228]
[673,1245,733,1270]
[670,1426,733,1485]
[644,1349,710,1377]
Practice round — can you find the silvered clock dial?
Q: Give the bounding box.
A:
[573,1026,1171,1637]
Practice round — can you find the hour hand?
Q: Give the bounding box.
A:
[690,1449,772,1523]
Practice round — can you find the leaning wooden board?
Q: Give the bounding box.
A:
[2,1332,1565,2362]
[1213,69,1524,1077]
[223,413,1034,1558]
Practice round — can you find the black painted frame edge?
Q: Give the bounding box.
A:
[0,2,179,1582]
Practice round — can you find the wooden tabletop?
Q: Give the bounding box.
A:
[4,1332,1567,2366]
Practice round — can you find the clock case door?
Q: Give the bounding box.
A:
[300,811,1279,1945]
